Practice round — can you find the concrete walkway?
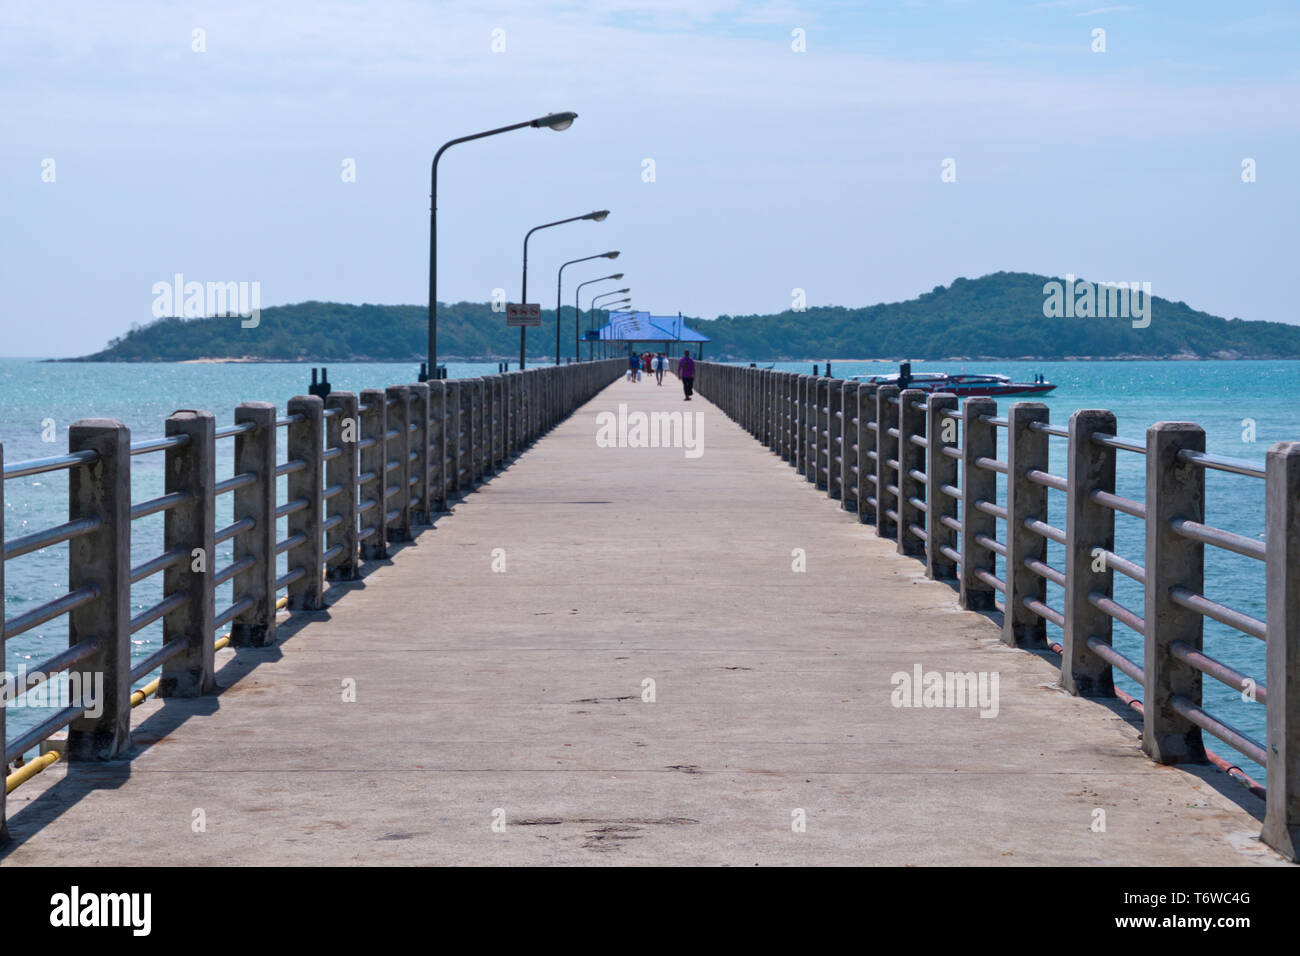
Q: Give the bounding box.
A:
[2,378,1281,865]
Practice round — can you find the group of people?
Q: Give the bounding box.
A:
[626,349,695,400]
[626,351,669,385]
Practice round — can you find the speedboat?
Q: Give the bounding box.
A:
[851,362,1055,397]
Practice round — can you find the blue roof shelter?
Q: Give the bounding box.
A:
[592,311,710,359]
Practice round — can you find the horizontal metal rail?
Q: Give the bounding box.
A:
[2,448,99,480]
[1084,635,1144,684]
[130,489,190,521]
[1090,489,1146,520]
[1092,432,1145,455]
[1177,448,1266,480]
[215,472,256,496]
[215,516,255,545]
[1170,518,1265,561]
[130,435,189,456]
[1170,639,1266,704]
[4,516,101,560]
[130,591,187,634]
[130,546,189,584]
[3,585,100,641]
[128,637,188,683]
[1169,585,1266,641]
[1170,694,1266,767]
[1088,592,1145,636]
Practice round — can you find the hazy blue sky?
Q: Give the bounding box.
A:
[2,0,1297,357]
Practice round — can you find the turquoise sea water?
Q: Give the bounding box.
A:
[1,357,1296,782]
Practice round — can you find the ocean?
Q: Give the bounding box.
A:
[2,357,1294,781]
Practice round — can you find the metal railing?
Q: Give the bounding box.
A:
[0,359,625,840]
[689,360,1300,862]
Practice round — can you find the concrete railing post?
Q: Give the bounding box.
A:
[840,382,858,512]
[357,388,388,560]
[817,379,832,490]
[426,382,446,515]
[384,385,412,542]
[65,419,132,759]
[462,378,475,484]
[471,378,485,483]
[896,388,927,557]
[1062,409,1117,696]
[959,397,998,611]
[808,377,822,485]
[795,375,810,478]
[781,373,794,462]
[444,381,461,499]
[286,394,325,610]
[857,383,877,525]
[925,394,959,580]
[409,382,431,524]
[776,370,786,457]
[159,410,216,698]
[874,385,900,540]
[1143,421,1207,766]
[1263,442,1300,860]
[827,380,843,500]
[1003,402,1050,647]
[231,402,277,646]
[493,376,505,470]
[324,392,360,580]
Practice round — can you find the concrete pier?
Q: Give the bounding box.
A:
[1,380,1280,865]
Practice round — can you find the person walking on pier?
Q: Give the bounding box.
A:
[654,352,667,385]
[627,351,640,382]
[678,350,695,401]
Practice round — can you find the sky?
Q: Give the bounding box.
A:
[1,0,1297,357]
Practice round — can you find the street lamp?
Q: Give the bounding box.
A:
[590,289,630,358]
[576,273,623,361]
[520,210,609,369]
[556,251,619,365]
[424,111,577,381]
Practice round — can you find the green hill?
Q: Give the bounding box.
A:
[70,272,1300,362]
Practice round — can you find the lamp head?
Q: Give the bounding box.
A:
[603,251,620,259]
[532,111,577,131]
[584,209,610,222]
[611,273,624,280]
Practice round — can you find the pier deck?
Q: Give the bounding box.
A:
[2,379,1278,865]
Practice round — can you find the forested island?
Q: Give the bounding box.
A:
[68,272,1300,362]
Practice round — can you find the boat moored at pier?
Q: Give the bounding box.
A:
[851,361,1055,397]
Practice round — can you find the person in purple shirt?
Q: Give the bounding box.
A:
[677,350,695,401]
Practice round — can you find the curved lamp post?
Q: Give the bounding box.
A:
[576,273,623,360]
[520,209,609,368]
[424,110,576,381]
[556,251,619,365]
[590,289,630,357]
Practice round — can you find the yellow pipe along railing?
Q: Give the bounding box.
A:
[6,595,291,793]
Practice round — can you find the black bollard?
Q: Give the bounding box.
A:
[308,367,332,398]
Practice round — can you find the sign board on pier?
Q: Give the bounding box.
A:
[506,303,542,327]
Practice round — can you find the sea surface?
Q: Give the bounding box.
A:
[1,357,1296,781]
